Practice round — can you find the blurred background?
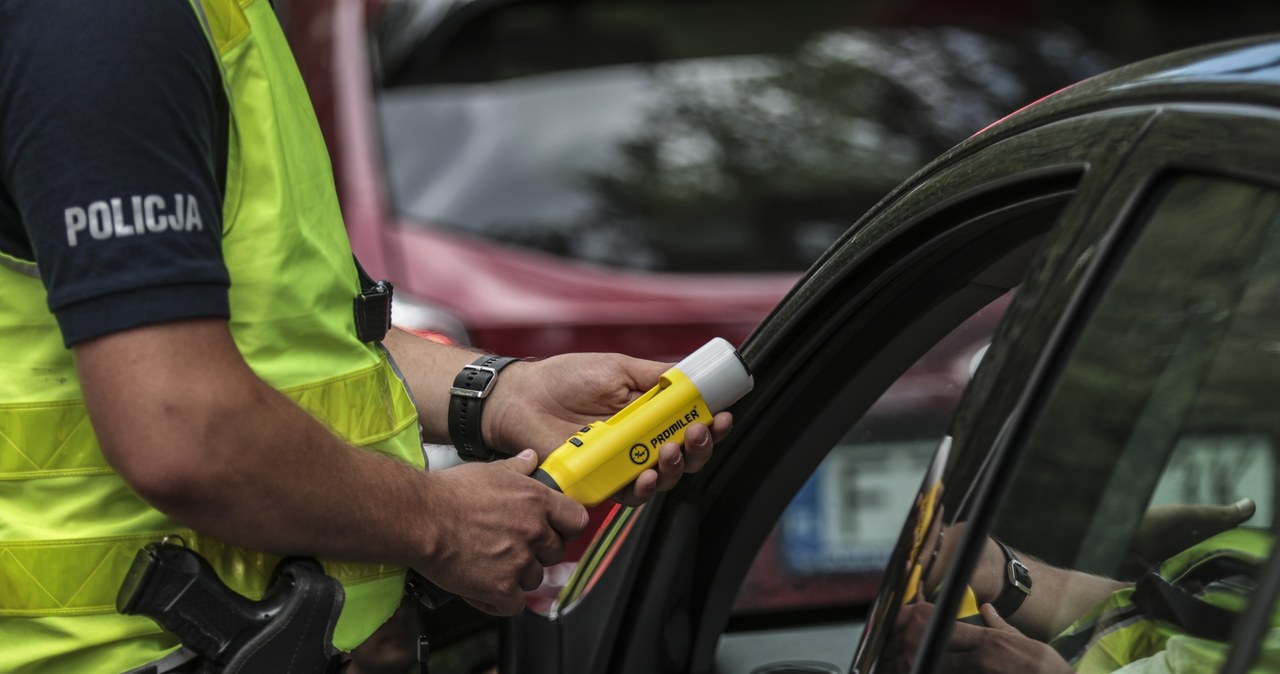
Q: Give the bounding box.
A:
[278,0,1280,362]
[272,2,1280,671]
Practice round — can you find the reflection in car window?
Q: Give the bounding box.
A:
[372,0,1102,273]
[731,294,1010,619]
[549,503,643,615]
[879,175,1280,673]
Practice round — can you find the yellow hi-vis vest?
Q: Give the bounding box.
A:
[0,1,424,671]
[1051,528,1277,674]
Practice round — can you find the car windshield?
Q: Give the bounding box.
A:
[372,0,1104,273]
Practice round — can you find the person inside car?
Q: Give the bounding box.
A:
[887,499,1262,673]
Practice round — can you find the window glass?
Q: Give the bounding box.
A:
[1149,435,1273,527]
[732,294,1010,617]
[372,0,1101,273]
[878,175,1280,674]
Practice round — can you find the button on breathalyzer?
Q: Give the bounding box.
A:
[532,337,753,506]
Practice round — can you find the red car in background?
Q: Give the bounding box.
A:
[276,0,1111,361]
[279,0,801,360]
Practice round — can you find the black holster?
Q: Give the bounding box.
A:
[117,542,348,674]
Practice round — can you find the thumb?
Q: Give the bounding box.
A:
[621,353,670,383]
[498,449,539,475]
[1170,498,1257,531]
[501,449,588,537]
[1132,498,1257,566]
[1224,497,1257,525]
[979,604,1019,633]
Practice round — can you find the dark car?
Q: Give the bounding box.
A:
[478,35,1280,674]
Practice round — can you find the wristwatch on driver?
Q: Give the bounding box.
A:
[990,537,1032,616]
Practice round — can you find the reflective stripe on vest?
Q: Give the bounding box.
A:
[0,357,418,617]
[0,0,424,669]
[0,359,417,480]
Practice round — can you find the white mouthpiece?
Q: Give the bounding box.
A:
[676,338,754,413]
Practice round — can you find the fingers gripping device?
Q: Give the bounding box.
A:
[409,337,754,610]
[531,337,754,506]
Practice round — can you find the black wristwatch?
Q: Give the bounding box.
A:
[991,538,1032,616]
[447,354,518,462]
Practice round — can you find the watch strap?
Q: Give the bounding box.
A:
[991,538,1032,617]
[448,355,518,461]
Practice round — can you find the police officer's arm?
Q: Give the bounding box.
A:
[381,327,731,504]
[74,317,588,616]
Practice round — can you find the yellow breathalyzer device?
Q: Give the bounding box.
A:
[532,338,753,506]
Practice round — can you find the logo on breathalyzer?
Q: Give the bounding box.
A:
[647,407,701,449]
[629,444,649,465]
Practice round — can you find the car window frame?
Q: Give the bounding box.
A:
[498,109,1165,674]
[686,111,1156,674]
[904,104,1280,674]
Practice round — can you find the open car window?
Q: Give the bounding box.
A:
[870,174,1280,674]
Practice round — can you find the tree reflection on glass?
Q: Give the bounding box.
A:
[569,27,1106,272]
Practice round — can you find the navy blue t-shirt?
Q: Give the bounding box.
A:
[0,0,231,347]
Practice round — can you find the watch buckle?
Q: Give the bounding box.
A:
[1007,559,1032,595]
[449,364,500,399]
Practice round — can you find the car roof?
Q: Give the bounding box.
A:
[977,34,1280,149]
[790,34,1280,283]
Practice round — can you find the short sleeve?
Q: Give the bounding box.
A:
[0,0,232,346]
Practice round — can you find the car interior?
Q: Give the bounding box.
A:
[859,173,1280,674]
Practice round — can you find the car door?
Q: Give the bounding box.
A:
[501,105,1160,673]
[858,105,1280,674]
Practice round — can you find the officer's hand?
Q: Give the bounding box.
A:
[484,353,732,505]
[414,450,588,615]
